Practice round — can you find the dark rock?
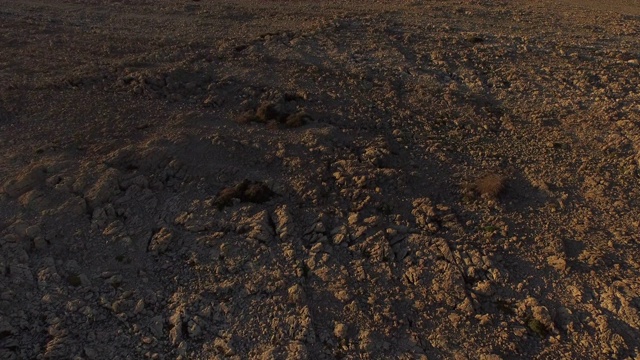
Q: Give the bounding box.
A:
[214,180,275,209]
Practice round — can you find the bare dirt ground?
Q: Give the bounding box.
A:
[1,0,639,359]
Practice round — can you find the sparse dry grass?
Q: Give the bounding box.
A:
[235,101,308,128]
[213,179,275,209]
[235,111,260,124]
[284,112,309,128]
[256,102,282,122]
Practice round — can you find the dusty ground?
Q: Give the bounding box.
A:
[1,0,639,359]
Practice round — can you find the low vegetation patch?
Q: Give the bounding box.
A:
[213,179,275,209]
[236,101,310,128]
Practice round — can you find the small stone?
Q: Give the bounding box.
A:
[213,337,234,356]
[148,227,174,254]
[78,274,91,287]
[84,347,98,359]
[58,196,87,216]
[103,220,124,236]
[19,190,52,211]
[105,274,122,288]
[473,280,494,296]
[11,220,29,237]
[288,284,305,304]
[309,242,323,253]
[149,316,164,338]
[120,174,148,189]
[457,297,475,315]
[25,225,41,239]
[448,313,462,327]
[111,300,128,314]
[134,299,145,314]
[199,305,212,318]
[0,319,16,339]
[188,319,202,338]
[8,263,33,284]
[2,165,47,197]
[169,312,183,345]
[64,259,79,272]
[531,305,554,331]
[475,313,492,326]
[547,255,567,272]
[335,290,352,303]
[334,323,347,339]
[312,222,325,233]
[177,341,188,357]
[348,212,359,225]
[513,325,527,337]
[84,168,121,210]
[358,329,376,352]
[333,233,347,245]
[203,95,218,107]
[33,237,48,250]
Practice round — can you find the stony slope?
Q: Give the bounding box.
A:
[0,1,639,359]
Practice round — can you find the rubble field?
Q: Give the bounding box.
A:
[0,0,639,359]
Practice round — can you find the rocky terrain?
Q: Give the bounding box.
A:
[1,0,639,359]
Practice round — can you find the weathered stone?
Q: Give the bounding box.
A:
[288,284,305,304]
[547,255,567,272]
[169,311,183,345]
[25,225,41,239]
[149,316,164,338]
[2,165,47,197]
[334,323,347,339]
[84,168,121,210]
[148,227,174,254]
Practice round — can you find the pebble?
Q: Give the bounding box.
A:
[334,323,348,338]
[33,237,48,250]
[78,274,91,287]
[84,347,98,359]
[58,196,87,216]
[25,225,41,239]
[111,300,128,314]
[188,319,202,338]
[149,227,174,254]
[2,165,47,197]
[213,337,234,356]
[105,275,122,287]
[149,316,164,338]
[288,284,305,304]
[547,255,567,272]
[11,220,30,237]
[333,233,347,245]
[134,299,145,314]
